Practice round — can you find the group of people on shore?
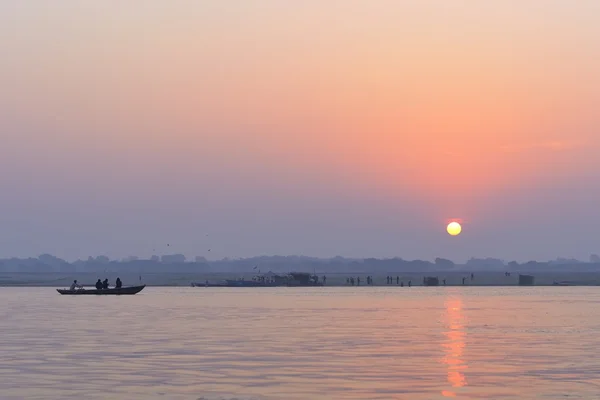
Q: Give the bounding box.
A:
[346,276,386,286]
[386,276,412,286]
[345,273,478,287]
[70,277,122,290]
[345,276,412,286]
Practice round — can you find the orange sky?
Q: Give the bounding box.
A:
[1,1,599,260]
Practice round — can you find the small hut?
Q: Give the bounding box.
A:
[423,276,439,286]
[518,274,534,286]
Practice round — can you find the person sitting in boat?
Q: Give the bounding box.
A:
[70,280,83,290]
[102,279,109,289]
[95,279,103,290]
[115,277,122,289]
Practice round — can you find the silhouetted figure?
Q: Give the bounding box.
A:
[323,275,327,285]
[471,273,474,280]
[462,277,466,285]
[400,282,404,287]
[95,279,103,290]
[70,280,82,290]
[115,277,122,289]
[443,279,446,286]
[350,277,355,286]
[102,279,109,289]
[357,277,361,286]
[408,280,411,287]
[396,276,399,285]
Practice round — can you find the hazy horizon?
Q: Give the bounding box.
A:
[2,1,599,262]
[2,251,600,267]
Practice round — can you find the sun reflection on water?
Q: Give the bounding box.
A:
[441,295,468,397]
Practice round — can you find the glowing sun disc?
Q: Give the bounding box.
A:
[447,222,462,236]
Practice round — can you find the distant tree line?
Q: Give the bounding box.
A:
[1,254,600,274]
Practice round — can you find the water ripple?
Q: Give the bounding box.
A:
[0,287,598,399]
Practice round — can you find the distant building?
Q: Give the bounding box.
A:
[518,274,534,286]
[423,276,439,286]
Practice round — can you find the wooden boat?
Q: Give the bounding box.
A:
[191,282,230,287]
[192,280,279,287]
[553,281,572,286]
[286,272,324,287]
[193,272,324,287]
[56,285,146,295]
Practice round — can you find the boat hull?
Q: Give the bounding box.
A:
[192,281,280,287]
[192,281,323,287]
[57,285,146,295]
[191,283,232,287]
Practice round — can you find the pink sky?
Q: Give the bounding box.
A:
[1,1,599,262]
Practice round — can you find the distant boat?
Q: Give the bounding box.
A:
[191,279,280,288]
[192,272,324,287]
[552,281,572,286]
[286,272,324,287]
[56,285,146,295]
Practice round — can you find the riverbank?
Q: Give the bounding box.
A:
[1,271,600,287]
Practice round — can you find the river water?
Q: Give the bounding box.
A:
[1,287,599,399]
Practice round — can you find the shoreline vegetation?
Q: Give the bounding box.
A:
[2,254,600,287]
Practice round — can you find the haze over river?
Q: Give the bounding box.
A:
[1,287,598,399]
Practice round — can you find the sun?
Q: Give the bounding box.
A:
[447,221,462,236]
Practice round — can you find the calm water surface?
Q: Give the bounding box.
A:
[1,287,599,399]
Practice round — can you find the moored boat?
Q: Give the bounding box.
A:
[57,285,146,295]
[191,282,235,287]
[286,272,323,287]
[191,280,280,287]
[193,271,289,287]
[552,281,572,286]
[193,272,324,287]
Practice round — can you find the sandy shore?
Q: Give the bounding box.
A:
[1,271,600,287]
